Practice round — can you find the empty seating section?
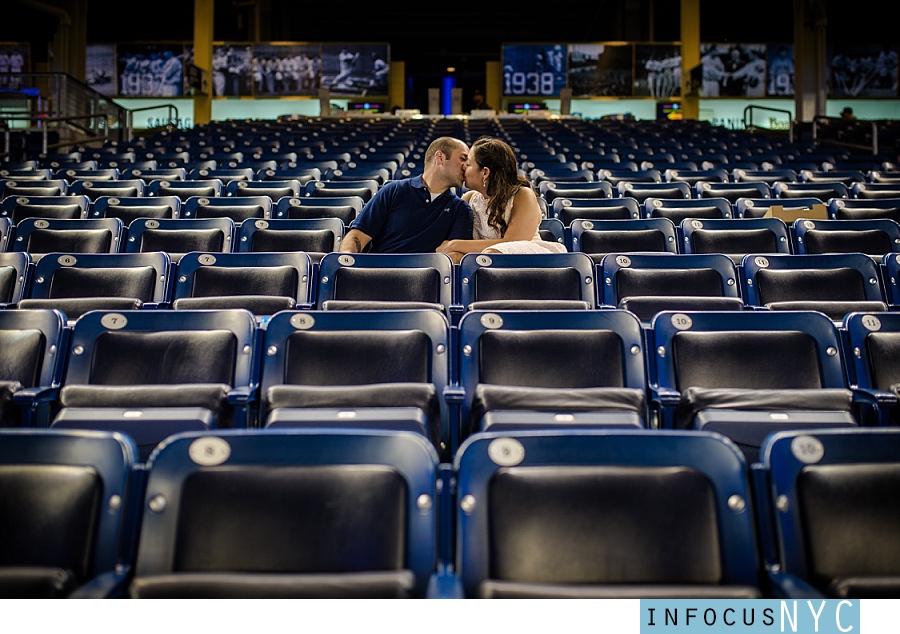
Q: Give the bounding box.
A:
[2,114,899,599]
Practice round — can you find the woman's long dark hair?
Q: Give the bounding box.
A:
[471,136,533,236]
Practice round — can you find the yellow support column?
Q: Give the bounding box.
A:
[390,61,405,112]
[485,61,501,114]
[193,0,214,125]
[680,0,700,120]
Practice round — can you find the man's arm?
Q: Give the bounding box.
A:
[339,228,373,253]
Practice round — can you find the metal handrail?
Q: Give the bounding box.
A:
[743,105,794,143]
[125,104,181,135]
[1,111,124,156]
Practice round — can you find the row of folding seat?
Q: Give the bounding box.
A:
[4,247,900,327]
[2,416,898,598]
[0,176,382,204]
[557,213,900,259]
[2,303,899,461]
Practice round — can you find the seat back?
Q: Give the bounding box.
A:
[260,310,449,440]
[237,217,343,255]
[651,310,847,393]
[90,196,182,222]
[457,252,596,310]
[124,218,235,260]
[570,218,678,262]
[695,182,771,204]
[0,428,137,597]
[181,195,273,222]
[0,195,91,223]
[130,429,438,597]
[681,217,792,261]
[616,181,691,204]
[828,198,900,223]
[643,197,733,223]
[11,218,124,257]
[20,252,171,319]
[171,251,312,314]
[273,195,364,224]
[600,252,741,318]
[455,430,760,597]
[762,429,900,597]
[0,252,31,304]
[551,197,641,225]
[316,252,453,312]
[68,179,147,201]
[792,218,900,257]
[742,253,886,319]
[62,309,255,390]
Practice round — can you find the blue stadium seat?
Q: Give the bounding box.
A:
[181,195,273,223]
[124,217,235,261]
[89,195,182,222]
[741,252,887,321]
[315,251,454,314]
[170,251,313,315]
[759,428,900,598]
[0,195,91,223]
[791,217,900,257]
[453,429,763,598]
[126,429,439,598]
[456,252,597,314]
[456,309,647,437]
[259,310,451,453]
[598,252,744,323]
[649,310,859,461]
[18,251,171,320]
[0,428,139,598]
[50,309,258,459]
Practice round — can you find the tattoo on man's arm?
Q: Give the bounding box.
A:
[351,237,362,252]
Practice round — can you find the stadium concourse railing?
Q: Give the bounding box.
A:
[0,72,178,158]
[743,104,795,143]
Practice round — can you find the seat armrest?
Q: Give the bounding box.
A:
[426,568,465,599]
[68,567,133,599]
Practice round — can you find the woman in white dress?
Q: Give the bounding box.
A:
[437,136,567,264]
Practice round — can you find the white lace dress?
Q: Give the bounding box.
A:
[470,190,567,255]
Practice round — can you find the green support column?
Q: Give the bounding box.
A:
[680,0,700,120]
[193,0,214,125]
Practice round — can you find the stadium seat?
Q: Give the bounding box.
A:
[123,217,235,262]
[273,195,364,225]
[68,179,147,201]
[456,252,597,313]
[453,429,763,598]
[50,309,258,460]
[10,218,124,261]
[643,196,733,222]
[18,251,171,320]
[126,429,439,598]
[570,217,678,263]
[616,181,691,204]
[0,251,31,305]
[791,217,900,257]
[170,251,313,315]
[181,195,273,223]
[0,195,90,223]
[695,181,771,204]
[456,309,647,437]
[741,252,888,321]
[0,308,66,426]
[828,197,900,222]
[680,217,792,263]
[259,309,451,453]
[315,251,453,314]
[89,195,182,222]
[0,428,139,598]
[649,310,858,461]
[759,428,900,598]
[551,197,641,225]
[842,311,900,426]
[598,252,744,323]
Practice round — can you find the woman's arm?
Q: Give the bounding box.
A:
[436,188,541,258]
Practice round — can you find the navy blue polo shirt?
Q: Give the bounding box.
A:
[348,175,473,253]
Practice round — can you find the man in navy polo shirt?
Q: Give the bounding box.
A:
[339,137,473,253]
